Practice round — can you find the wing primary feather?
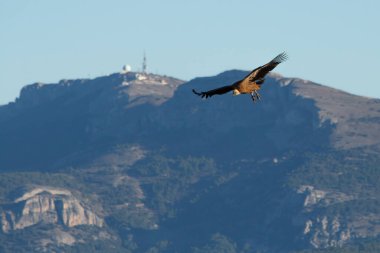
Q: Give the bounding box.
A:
[192,85,234,99]
[192,89,211,98]
[271,52,288,64]
[192,89,202,96]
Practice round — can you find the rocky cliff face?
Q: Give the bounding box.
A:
[293,185,380,249]
[295,185,354,248]
[285,78,380,149]
[1,187,103,233]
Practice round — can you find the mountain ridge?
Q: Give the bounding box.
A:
[0,70,379,252]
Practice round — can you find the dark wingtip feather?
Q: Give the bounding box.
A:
[272,52,288,64]
[192,89,208,98]
[193,89,204,97]
[192,89,201,96]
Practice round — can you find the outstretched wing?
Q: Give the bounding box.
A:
[244,52,288,82]
[192,85,234,99]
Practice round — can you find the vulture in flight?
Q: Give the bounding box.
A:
[192,52,288,102]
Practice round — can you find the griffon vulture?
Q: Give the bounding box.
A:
[192,52,288,102]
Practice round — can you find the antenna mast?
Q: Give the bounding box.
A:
[142,51,147,73]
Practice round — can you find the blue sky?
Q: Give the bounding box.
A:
[1,0,379,105]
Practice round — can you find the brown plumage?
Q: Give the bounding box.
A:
[192,52,288,102]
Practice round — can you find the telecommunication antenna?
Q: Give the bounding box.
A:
[142,51,147,73]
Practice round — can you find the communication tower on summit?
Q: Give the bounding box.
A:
[142,52,147,73]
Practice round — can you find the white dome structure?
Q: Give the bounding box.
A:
[122,64,132,73]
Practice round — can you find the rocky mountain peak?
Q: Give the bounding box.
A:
[13,72,185,109]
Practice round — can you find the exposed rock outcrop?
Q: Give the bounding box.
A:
[295,185,380,249]
[297,185,354,210]
[302,215,351,248]
[1,187,103,233]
